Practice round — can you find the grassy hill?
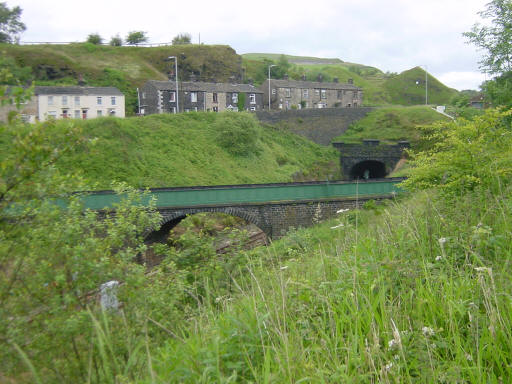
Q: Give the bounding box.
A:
[242,53,458,106]
[46,112,340,189]
[0,43,243,115]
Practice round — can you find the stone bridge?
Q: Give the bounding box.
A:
[333,140,410,180]
[84,179,403,241]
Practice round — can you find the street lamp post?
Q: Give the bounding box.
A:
[167,56,179,113]
[268,64,277,110]
[423,65,428,105]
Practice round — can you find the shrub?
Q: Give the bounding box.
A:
[214,113,260,156]
[86,33,103,45]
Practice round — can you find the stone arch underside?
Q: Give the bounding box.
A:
[349,160,388,179]
[145,206,267,244]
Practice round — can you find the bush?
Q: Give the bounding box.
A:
[402,108,512,196]
[109,35,122,46]
[214,113,260,156]
[86,33,103,45]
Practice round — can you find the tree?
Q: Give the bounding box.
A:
[126,30,148,46]
[86,33,103,45]
[172,33,191,45]
[109,34,122,46]
[463,0,512,75]
[0,2,26,43]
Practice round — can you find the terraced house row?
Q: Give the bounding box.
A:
[0,77,363,122]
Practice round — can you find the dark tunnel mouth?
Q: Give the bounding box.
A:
[349,160,387,180]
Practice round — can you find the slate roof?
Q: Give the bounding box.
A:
[34,86,124,96]
[145,80,263,93]
[268,79,361,90]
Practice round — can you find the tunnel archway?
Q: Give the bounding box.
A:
[349,160,387,180]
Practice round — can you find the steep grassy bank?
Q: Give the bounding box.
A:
[50,112,340,188]
[333,105,451,144]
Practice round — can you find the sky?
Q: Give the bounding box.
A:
[7,0,490,90]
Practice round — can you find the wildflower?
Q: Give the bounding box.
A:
[465,353,473,361]
[337,208,349,213]
[422,326,435,337]
[330,223,345,229]
[435,255,443,261]
[384,362,393,371]
[280,266,289,270]
[438,237,447,246]
[474,267,492,273]
[388,339,399,350]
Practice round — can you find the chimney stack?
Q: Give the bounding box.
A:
[283,73,289,80]
[333,77,339,83]
[348,78,353,84]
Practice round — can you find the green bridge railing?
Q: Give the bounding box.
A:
[81,178,405,210]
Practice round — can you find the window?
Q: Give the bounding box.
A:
[337,90,343,99]
[97,110,103,117]
[321,89,326,99]
[48,96,54,106]
[303,89,309,98]
[249,93,256,104]
[315,89,320,97]
[111,96,116,105]
[97,97,102,105]
[62,109,69,118]
[213,93,218,103]
[62,96,68,105]
[74,96,80,106]
[185,108,190,113]
[285,88,291,98]
[169,92,176,102]
[47,111,57,119]
[285,100,290,109]
[213,106,218,112]
[74,110,80,119]
[82,110,88,119]
[232,93,238,103]
[109,109,116,116]
[142,92,146,99]
[272,89,276,95]
[250,106,256,111]
[190,92,197,102]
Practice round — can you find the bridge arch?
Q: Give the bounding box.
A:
[350,160,387,180]
[145,206,267,244]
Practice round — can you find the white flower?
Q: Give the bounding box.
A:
[438,237,447,246]
[422,326,435,337]
[384,362,393,371]
[280,266,289,270]
[435,255,443,261]
[336,208,350,213]
[330,223,345,229]
[465,353,473,361]
[388,339,399,350]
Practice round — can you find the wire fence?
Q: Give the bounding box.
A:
[20,41,174,47]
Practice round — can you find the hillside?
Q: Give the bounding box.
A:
[1,44,459,114]
[242,53,458,106]
[0,43,243,115]
[333,105,451,144]
[39,112,340,188]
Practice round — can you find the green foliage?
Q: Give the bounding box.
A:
[172,32,192,45]
[86,33,103,45]
[0,2,25,43]
[403,109,512,196]
[481,72,512,108]
[109,35,123,46]
[464,0,512,75]
[126,30,148,46]
[214,112,260,156]
[237,91,246,111]
[0,52,32,85]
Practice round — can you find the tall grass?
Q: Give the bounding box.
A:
[148,185,512,382]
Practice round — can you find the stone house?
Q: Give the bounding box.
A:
[260,76,363,110]
[138,81,264,115]
[0,86,125,122]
